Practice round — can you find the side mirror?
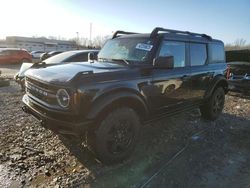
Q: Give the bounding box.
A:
[88,52,95,63]
[153,56,174,69]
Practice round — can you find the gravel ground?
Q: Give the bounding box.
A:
[0,70,250,187]
[0,64,21,78]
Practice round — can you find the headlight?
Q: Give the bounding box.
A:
[56,89,70,108]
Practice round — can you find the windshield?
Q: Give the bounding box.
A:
[43,51,76,64]
[98,37,154,63]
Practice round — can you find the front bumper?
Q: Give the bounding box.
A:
[22,94,93,135]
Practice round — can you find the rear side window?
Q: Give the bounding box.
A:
[209,43,225,63]
[190,43,207,66]
[158,41,186,68]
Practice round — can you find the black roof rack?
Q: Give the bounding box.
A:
[112,31,139,39]
[150,27,212,40]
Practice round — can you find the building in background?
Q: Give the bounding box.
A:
[0,36,77,52]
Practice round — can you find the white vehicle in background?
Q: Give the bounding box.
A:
[14,49,99,90]
[30,51,45,59]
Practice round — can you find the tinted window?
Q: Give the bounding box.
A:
[158,41,186,68]
[68,53,88,62]
[44,51,79,64]
[209,43,225,63]
[190,43,207,66]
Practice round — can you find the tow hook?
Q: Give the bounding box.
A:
[22,106,28,113]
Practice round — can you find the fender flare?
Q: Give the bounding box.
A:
[86,90,149,120]
[204,75,228,98]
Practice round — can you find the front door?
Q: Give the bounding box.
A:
[150,40,192,114]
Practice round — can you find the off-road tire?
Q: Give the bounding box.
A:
[200,87,225,120]
[88,107,141,164]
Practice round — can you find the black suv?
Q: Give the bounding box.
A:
[22,27,228,164]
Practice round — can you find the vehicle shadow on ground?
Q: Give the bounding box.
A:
[59,110,250,188]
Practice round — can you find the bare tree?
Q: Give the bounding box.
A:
[234,38,246,47]
[225,39,250,51]
[92,35,111,48]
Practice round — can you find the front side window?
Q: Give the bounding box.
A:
[158,41,186,68]
[190,43,207,66]
[98,38,154,63]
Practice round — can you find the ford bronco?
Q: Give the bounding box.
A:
[22,27,228,164]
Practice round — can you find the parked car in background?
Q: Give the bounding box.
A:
[226,50,250,95]
[227,61,250,95]
[30,51,45,59]
[14,49,99,90]
[0,48,32,64]
[40,51,64,61]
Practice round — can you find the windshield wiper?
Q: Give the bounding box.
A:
[111,59,131,65]
[98,58,131,65]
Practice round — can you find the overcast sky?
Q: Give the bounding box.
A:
[0,0,249,44]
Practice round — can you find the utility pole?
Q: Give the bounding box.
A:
[76,32,79,49]
[89,23,92,47]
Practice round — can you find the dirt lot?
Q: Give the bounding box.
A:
[0,65,250,188]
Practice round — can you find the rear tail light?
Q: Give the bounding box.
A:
[226,65,230,79]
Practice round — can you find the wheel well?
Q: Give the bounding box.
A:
[96,97,148,122]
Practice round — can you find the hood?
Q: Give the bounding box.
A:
[18,63,34,77]
[25,61,126,84]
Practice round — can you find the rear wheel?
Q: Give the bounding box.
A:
[88,107,141,164]
[200,87,225,120]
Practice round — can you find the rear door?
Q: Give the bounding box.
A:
[189,42,212,101]
[150,40,193,114]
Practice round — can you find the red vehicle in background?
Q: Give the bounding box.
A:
[0,48,32,64]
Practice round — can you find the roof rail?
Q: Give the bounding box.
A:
[150,27,212,40]
[112,31,138,39]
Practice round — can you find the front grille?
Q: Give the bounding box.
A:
[26,77,58,105]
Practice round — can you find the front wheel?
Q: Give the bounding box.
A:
[200,87,225,120]
[88,107,141,164]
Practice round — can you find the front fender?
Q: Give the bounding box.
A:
[86,90,148,120]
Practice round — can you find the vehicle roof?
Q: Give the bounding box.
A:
[48,51,63,54]
[30,51,44,53]
[66,49,99,54]
[117,32,223,44]
[0,48,28,51]
[43,49,99,64]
